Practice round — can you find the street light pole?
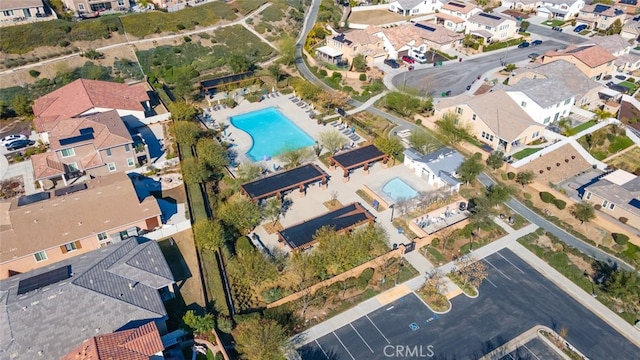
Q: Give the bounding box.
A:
[390,204,395,222]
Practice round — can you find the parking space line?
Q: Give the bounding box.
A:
[484,258,511,280]
[507,352,516,360]
[333,331,356,360]
[366,315,390,344]
[522,344,542,360]
[314,340,330,359]
[350,323,374,353]
[497,251,525,273]
[486,277,498,288]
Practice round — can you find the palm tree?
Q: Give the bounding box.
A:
[236,162,262,182]
[277,147,314,169]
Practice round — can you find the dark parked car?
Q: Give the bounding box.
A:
[466,85,472,91]
[401,55,415,64]
[574,24,588,32]
[531,40,543,46]
[615,74,627,81]
[528,53,540,59]
[5,139,31,151]
[552,26,563,32]
[384,59,400,69]
[518,41,530,48]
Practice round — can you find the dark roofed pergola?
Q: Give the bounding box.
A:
[328,144,388,179]
[277,202,375,251]
[200,71,254,93]
[240,163,328,202]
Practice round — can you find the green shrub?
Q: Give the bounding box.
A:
[539,191,555,203]
[183,36,192,42]
[319,69,327,77]
[59,40,70,47]
[431,238,440,247]
[177,23,186,30]
[507,172,516,180]
[332,71,342,79]
[553,199,567,210]
[235,236,253,254]
[359,73,366,81]
[612,233,630,245]
[357,267,375,289]
[501,173,507,180]
[524,199,533,207]
[524,193,532,200]
[28,70,40,77]
[628,77,636,83]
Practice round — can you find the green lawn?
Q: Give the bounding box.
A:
[542,19,566,27]
[512,147,543,160]
[609,136,634,153]
[619,81,638,94]
[568,120,597,135]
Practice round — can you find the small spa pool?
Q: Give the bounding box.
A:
[382,177,419,202]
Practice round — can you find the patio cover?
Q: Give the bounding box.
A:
[240,163,328,201]
[316,46,343,58]
[329,144,387,172]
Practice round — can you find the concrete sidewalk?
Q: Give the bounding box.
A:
[509,242,640,349]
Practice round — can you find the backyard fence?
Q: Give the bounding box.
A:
[144,220,192,240]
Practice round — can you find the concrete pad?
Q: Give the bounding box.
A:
[375,284,411,305]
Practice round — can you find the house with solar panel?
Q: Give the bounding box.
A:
[582,169,640,231]
[29,110,149,188]
[464,12,518,43]
[0,172,161,279]
[578,3,627,31]
[537,0,585,21]
[436,1,481,32]
[0,238,175,360]
[388,0,444,16]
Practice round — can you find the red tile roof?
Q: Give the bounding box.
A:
[33,79,149,131]
[543,44,616,68]
[60,322,164,360]
[48,110,133,152]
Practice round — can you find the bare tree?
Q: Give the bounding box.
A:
[395,197,414,216]
[438,227,458,251]
[424,268,447,294]
[454,255,488,289]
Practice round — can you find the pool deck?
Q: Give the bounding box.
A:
[203,94,357,168]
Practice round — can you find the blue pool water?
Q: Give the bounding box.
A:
[382,177,419,202]
[230,107,315,161]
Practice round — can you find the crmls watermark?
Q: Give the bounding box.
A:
[383,345,435,358]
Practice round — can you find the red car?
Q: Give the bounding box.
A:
[401,55,415,64]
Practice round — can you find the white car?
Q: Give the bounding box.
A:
[1,134,27,146]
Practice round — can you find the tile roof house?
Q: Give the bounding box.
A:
[537,0,585,20]
[436,1,481,32]
[32,79,150,133]
[578,3,626,31]
[30,110,149,187]
[384,22,465,54]
[61,321,165,360]
[583,169,640,230]
[464,12,518,43]
[620,17,640,40]
[435,90,546,153]
[0,0,56,27]
[498,78,575,125]
[388,0,444,16]
[541,44,616,80]
[587,35,632,57]
[0,172,162,279]
[319,28,387,66]
[403,147,465,192]
[512,59,605,108]
[501,0,541,11]
[0,237,174,360]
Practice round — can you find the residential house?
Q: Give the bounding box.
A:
[578,3,626,31]
[62,0,131,16]
[501,0,542,11]
[0,172,162,279]
[32,78,151,132]
[0,238,174,360]
[500,78,575,125]
[435,1,481,32]
[464,12,518,43]
[618,94,640,131]
[537,0,585,20]
[0,0,56,27]
[583,169,640,230]
[319,29,387,66]
[389,0,443,16]
[434,90,546,153]
[511,60,605,108]
[621,17,640,40]
[617,0,639,15]
[588,34,640,71]
[403,147,464,192]
[61,322,166,360]
[30,110,149,187]
[541,44,616,79]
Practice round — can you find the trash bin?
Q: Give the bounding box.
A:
[441,92,447,97]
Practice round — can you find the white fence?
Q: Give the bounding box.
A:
[350,4,390,12]
[144,220,192,240]
[142,113,172,126]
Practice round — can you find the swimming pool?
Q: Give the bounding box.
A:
[230,107,315,162]
[382,177,419,202]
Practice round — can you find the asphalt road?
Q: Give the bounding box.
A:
[477,173,635,272]
[298,249,640,359]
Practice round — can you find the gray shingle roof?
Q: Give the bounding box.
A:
[519,60,603,101]
[586,179,640,216]
[395,0,425,10]
[404,147,464,186]
[502,78,574,108]
[0,238,174,360]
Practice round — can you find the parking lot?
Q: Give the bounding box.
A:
[499,338,564,360]
[298,249,640,359]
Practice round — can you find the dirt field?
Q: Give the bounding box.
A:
[159,229,205,310]
[349,9,416,25]
[605,145,640,175]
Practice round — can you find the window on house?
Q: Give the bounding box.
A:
[105,148,112,156]
[609,203,615,210]
[556,103,560,108]
[64,242,77,252]
[97,232,108,241]
[3,10,14,16]
[532,131,539,139]
[78,4,85,10]
[61,148,75,158]
[68,163,79,172]
[564,99,571,105]
[602,200,608,207]
[472,114,477,121]
[456,107,462,114]
[521,101,527,108]
[127,158,135,167]
[124,144,130,152]
[544,116,551,124]
[107,162,116,172]
[585,192,592,200]
[34,251,47,262]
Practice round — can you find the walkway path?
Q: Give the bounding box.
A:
[0,3,273,76]
[345,91,388,115]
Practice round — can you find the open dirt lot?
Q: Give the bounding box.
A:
[349,9,416,25]
[514,144,592,184]
[159,229,205,310]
